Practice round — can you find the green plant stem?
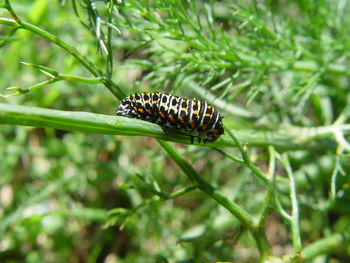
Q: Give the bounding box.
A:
[20,62,105,84]
[214,148,244,164]
[250,228,272,260]
[257,147,277,225]
[157,139,272,259]
[1,103,349,149]
[330,159,339,201]
[7,19,101,76]
[0,9,125,100]
[257,184,274,226]
[106,1,114,78]
[226,128,270,183]
[167,185,198,199]
[0,102,169,138]
[156,139,253,226]
[128,184,197,200]
[274,194,292,223]
[298,227,350,261]
[55,207,108,222]
[0,62,105,96]
[282,154,302,252]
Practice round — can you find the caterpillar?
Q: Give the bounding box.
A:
[116,92,224,144]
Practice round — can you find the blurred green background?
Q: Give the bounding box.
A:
[1,0,350,262]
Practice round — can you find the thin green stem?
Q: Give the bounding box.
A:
[106,1,114,78]
[226,128,270,183]
[4,0,20,22]
[282,154,302,252]
[20,20,101,77]
[2,79,58,96]
[257,184,274,227]
[214,148,244,164]
[167,185,198,199]
[0,2,126,100]
[298,227,350,261]
[330,153,341,201]
[128,184,197,200]
[156,139,253,227]
[20,62,105,84]
[56,74,103,84]
[250,228,272,260]
[1,74,103,97]
[156,139,272,258]
[274,193,292,223]
[267,146,276,179]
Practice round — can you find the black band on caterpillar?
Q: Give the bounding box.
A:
[116,92,224,144]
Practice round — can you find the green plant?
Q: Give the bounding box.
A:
[0,0,349,262]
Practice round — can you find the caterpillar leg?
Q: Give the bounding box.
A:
[162,125,172,132]
[190,135,195,144]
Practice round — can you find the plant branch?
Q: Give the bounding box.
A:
[156,140,254,227]
[281,154,302,252]
[298,227,350,261]
[0,2,126,100]
[1,103,349,150]
[156,139,273,258]
[226,128,270,183]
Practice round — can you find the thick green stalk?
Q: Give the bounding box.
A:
[0,103,168,138]
[1,103,349,149]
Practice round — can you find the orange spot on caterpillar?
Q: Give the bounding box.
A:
[188,120,195,128]
[199,124,207,131]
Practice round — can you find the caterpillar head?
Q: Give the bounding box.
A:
[116,98,136,117]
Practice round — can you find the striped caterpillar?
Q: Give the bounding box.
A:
[116,92,224,144]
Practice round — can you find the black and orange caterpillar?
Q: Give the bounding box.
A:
[116,92,224,144]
